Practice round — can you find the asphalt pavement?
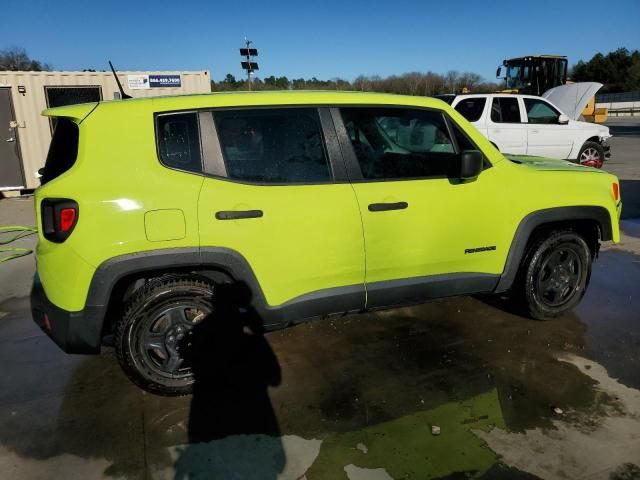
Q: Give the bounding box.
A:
[0,119,639,479]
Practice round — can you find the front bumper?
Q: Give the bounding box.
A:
[31,273,102,354]
[617,200,623,221]
[602,139,611,160]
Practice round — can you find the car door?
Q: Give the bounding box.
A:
[193,107,366,321]
[487,96,527,154]
[523,97,574,159]
[332,106,509,309]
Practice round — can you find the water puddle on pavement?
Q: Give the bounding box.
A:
[148,352,640,480]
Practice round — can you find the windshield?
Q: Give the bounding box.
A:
[504,63,530,90]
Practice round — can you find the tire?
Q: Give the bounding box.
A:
[513,230,592,320]
[115,275,216,396]
[577,141,605,168]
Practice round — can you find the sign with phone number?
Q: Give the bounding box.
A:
[127,74,182,89]
[149,75,181,87]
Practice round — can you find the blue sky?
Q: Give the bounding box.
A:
[1,0,638,82]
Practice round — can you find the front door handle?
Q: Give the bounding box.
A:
[6,137,14,142]
[368,202,408,212]
[215,210,263,220]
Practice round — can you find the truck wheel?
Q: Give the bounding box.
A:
[578,141,605,168]
[115,275,215,396]
[514,230,591,320]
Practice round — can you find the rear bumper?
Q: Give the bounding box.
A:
[30,273,102,354]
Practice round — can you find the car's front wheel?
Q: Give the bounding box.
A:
[577,141,605,168]
[115,275,215,395]
[514,230,592,320]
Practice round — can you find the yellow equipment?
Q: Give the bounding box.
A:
[497,55,607,123]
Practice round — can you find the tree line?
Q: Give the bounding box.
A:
[571,48,640,93]
[212,71,501,96]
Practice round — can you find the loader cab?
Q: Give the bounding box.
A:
[497,55,568,96]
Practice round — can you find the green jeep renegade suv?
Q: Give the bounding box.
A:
[30,91,622,395]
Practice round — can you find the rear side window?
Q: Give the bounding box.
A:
[157,112,202,173]
[41,118,79,185]
[490,97,521,123]
[454,97,486,122]
[213,108,331,183]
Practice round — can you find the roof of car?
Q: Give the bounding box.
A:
[452,93,547,100]
[144,90,454,111]
[43,90,453,119]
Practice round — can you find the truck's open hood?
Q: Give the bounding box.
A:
[542,82,602,120]
[505,154,603,173]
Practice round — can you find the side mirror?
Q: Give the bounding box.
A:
[460,150,483,181]
[558,114,570,125]
[496,66,502,78]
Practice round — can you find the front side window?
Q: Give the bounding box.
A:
[524,98,560,124]
[157,112,202,173]
[490,97,521,123]
[454,97,487,122]
[214,108,331,183]
[340,108,460,180]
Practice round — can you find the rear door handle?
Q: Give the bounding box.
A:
[215,210,263,220]
[368,202,408,212]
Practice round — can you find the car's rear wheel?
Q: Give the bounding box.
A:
[578,141,605,168]
[115,275,215,395]
[514,230,592,320]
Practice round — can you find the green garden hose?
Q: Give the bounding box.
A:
[0,226,37,263]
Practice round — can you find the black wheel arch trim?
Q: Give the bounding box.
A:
[493,206,613,293]
[82,247,502,348]
[84,247,365,341]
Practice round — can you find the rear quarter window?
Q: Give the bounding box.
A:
[156,112,203,173]
[40,118,79,185]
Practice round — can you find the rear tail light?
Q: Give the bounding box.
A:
[613,183,620,202]
[41,198,79,243]
[59,208,77,232]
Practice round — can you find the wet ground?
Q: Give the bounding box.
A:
[0,120,639,479]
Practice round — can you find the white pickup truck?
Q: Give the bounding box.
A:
[446,84,611,168]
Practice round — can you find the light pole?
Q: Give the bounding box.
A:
[240,38,259,90]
